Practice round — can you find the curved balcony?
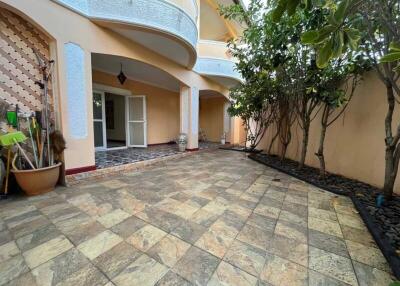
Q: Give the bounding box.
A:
[52,0,198,67]
[194,40,242,88]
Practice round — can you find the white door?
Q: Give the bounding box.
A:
[93,91,106,150]
[127,95,147,147]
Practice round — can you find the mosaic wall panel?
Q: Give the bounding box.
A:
[0,8,53,115]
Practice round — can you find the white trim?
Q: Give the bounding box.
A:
[198,39,228,47]
[93,90,107,150]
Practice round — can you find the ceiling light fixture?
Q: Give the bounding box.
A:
[117,63,127,85]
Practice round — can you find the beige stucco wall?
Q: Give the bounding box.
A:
[0,0,231,171]
[92,70,180,145]
[259,71,400,194]
[199,97,226,142]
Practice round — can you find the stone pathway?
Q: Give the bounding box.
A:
[0,150,395,286]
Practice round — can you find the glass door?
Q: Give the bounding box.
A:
[93,91,106,150]
[127,96,147,147]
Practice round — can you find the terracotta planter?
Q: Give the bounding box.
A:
[12,163,61,196]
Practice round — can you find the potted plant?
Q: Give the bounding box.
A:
[221,132,226,145]
[177,133,187,152]
[0,50,66,196]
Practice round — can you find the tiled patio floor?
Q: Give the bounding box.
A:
[95,142,220,169]
[0,150,394,286]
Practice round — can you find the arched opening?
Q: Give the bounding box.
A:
[90,53,185,168]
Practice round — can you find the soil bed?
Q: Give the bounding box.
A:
[249,153,400,279]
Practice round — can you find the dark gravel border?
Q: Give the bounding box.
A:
[219,146,263,153]
[248,153,400,279]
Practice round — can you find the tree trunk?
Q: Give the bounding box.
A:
[268,128,280,155]
[299,120,310,169]
[383,83,397,198]
[316,105,329,177]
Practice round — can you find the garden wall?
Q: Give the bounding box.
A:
[259,71,400,194]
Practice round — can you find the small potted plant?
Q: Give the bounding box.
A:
[221,132,226,145]
[177,133,187,152]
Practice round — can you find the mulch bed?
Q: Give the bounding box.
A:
[248,153,400,279]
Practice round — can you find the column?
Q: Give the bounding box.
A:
[58,42,95,173]
[223,101,231,143]
[180,85,199,150]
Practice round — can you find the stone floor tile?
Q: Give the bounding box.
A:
[0,255,29,286]
[136,207,185,232]
[337,213,366,231]
[195,230,234,258]
[55,213,93,233]
[279,210,307,227]
[207,261,258,286]
[345,240,391,272]
[187,196,210,208]
[341,225,376,248]
[173,246,220,286]
[190,209,220,228]
[126,224,167,252]
[0,230,12,246]
[309,246,358,286]
[281,201,308,218]
[308,217,343,238]
[253,204,281,219]
[113,254,168,286]
[308,270,351,286]
[237,224,272,250]
[56,263,109,286]
[225,204,252,220]
[77,230,122,260]
[170,192,191,203]
[31,248,89,286]
[93,242,142,279]
[209,217,244,239]
[284,194,308,206]
[246,213,276,233]
[110,216,146,239]
[260,253,308,286]
[62,220,105,245]
[16,224,60,252]
[23,235,73,269]
[265,234,308,267]
[156,198,182,214]
[171,220,207,244]
[100,179,128,189]
[9,216,51,239]
[6,272,38,286]
[308,207,337,222]
[97,209,131,228]
[274,220,307,244]
[309,229,350,258]
[148,234,190,267]
[353,261,394,286]
[173,203,200,218]
[202,201,228,215]
[0,240,20,263]
[155,270,192,286]
[224,240,266,276]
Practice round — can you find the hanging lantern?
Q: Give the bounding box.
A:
[117,63,127,85]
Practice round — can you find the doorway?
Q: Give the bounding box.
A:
[92,84,147,150]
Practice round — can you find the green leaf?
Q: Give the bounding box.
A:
[272,0,288,22]
[380,52,400,63]
[345,28,361,50]
[287,0,301,16]
[389,42,400,52]
[334,0,349,23]
[315,25,337,44]
[317,39,334,68]
[301,30,319,44]
[332,31,344,58]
